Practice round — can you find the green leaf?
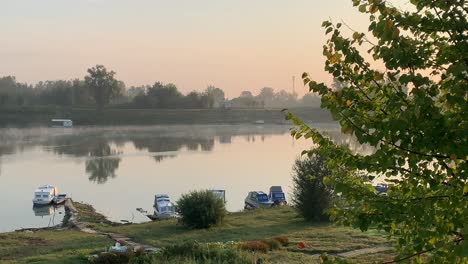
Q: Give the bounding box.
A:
[291,116,302,126]
[353,32,360,40]
[358,5,367,13]
[455,240,468,257]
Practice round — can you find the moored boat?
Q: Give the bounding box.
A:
[268,186,287,205]
[148,194,178,220]
[210,189,226,203]
[53,194,67,204]
[244,191,274,210]
[33,185,58,206]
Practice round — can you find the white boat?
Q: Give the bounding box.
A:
[210,189,226,203]
[51,119,73,128]
[33,185,58,205]
[149,194,178,220]
[254,120,265,124]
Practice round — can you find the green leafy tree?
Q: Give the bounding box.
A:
[205,85,225,108]
[84,65,123,111]
[292,154,333,221]
[286,0,467,262]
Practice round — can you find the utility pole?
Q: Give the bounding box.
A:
[292,75,295,95]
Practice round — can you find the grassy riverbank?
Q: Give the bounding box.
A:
[0,106,332,127]
[0,204,395,263]
[0,230,111,264]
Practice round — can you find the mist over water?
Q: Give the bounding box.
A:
[0,124,371,232]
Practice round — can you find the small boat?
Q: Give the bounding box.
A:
[268,186,287,205]
[33,185,58,206]
[53,194,67,204]
[254,120,265,124]
[244,191,274,210]
[148,194,178,220]
[374,184,388,196]
[51,119,73,128]
[210,189,226,203]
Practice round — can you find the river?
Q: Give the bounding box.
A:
[0,124,361,233]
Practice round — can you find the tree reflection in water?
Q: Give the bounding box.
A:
[153,154,176,163]
[85,141,121,184]
[0,125,375,185]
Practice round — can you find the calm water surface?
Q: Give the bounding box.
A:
[0,124,358,232]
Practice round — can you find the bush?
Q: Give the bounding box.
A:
[177,190,226,229]
[89,247,149,264]
[291,154,333,221]
[161,241,251,264]
[260,239,282,251]
[239,241,269,253]
[272,236,289,247]
[90,250,134,264]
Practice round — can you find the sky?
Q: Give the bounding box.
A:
[0,0,409,98]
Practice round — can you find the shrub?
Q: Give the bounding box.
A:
[161,241,251,264]
[260,239,282,251]
[89,247,150,264]
[291,154,333,221]
[90,250,133,264]
[272,236,289,246]
[177,190,226,229]
[239,241,269,253]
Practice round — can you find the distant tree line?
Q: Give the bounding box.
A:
[0,65,322,110]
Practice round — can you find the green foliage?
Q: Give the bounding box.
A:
[177,190,226,229]
[320,253,352,264]
[90,249,134,264]
[160,241,251,264]
[85,65,124,111]
[291,155,334,221]
[290,0,467,262]
[90,248,153,264]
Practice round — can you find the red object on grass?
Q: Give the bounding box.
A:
[297,242,305,249]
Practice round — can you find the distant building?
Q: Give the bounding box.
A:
[222,101,232,109]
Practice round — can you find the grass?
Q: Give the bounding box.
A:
[95,206,392,254]
[347,249,397,263]
[0,229,111,264]
[73,202,113,227]
[0,206,395,263]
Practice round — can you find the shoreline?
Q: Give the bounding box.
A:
[0,106,333,127]
[1,202,395,263]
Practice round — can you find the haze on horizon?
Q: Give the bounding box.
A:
[0,0,409,97]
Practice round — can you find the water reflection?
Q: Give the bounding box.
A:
[132,136,214,153]
[2,124,377,232]
[32,204,65,227]
[0,125,376,186]
[32,205,53,217]
[0,145,16,177]
[153,154,176,163]
[85,141,121,184]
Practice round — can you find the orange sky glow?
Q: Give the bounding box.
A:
[0,0,410,97]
